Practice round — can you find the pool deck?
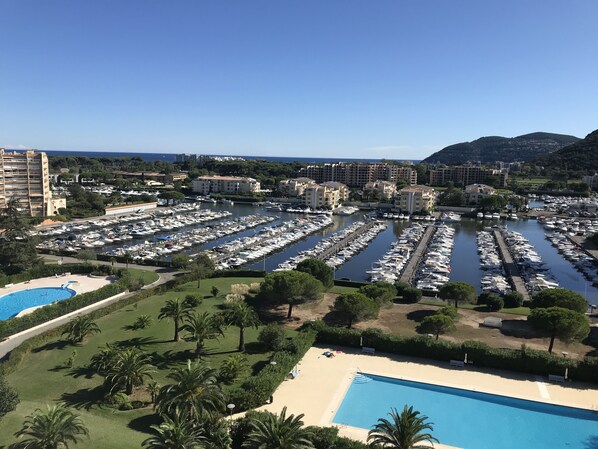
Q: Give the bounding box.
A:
[256,345,598,449]
[1,274,112,316]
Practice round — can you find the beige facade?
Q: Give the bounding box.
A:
[304,185,341,209]
[321,181,349,201]
[278,177,316,197]
[430,165,508,188]
[398,185,435,214]
[192,175,260,195]
[464,183,496,204]
[364,180,397,200]
[0,149,53,216]
[298,162,417,188]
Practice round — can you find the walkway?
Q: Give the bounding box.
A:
[398,225,435,285]
[493,230,530,301]
[316,221,380,261]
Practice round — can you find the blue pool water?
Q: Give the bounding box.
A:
[0,287,76,320]
[333,374,598,449]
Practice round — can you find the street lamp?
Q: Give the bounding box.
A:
[227,403,235,416]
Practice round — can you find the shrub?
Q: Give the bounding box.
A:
[359,282,397,304]
[478,291,499,306]
[503,291,524,308]
[486,295,504,311]
[436,306,459,320]
[394,281,411,296]
[183,294,202,309]
[402,287,422,303]
[258,323,287,351]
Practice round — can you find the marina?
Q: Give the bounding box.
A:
[32,202,598,305]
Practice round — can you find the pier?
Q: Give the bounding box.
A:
[493,230,530,301]
[316,220,381,261]
[398,225,436,285]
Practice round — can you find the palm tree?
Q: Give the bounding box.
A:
[142,412,205,449]
[13,404,89,449]
[158,298,187,342]
[88,343,118,377]
[156,360,224,422]
[242,406,314,449]
[146,381,161,405]
[203,419,232,449]
[223,301,260,352]
[218,354,248,384]
[182,312,224,358]
[106,349,155,395]
[61,316,101,344]
[367,406,439,449]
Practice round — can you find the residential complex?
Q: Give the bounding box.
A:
[191,175,261,195]
[398,185,436,214]
[464,183,496,204]
[304,184,342,209]
[278,177,317,197]
[429,165,508,188]
[0,149,64,216]
[364,180,397,200]
[298,162,417,188]
[582,173,598,189]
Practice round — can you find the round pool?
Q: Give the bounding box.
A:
[0,287,76,320]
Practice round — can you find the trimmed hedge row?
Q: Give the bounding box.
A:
[228,330,316,411]
[333,279,369,288]
[0,264,95,287]
[304,321,598,384]
[213,269,266,278]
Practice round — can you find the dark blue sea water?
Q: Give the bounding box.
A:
[16,149,419,164]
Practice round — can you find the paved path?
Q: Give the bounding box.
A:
[317,221,381,261]
[493,230,530,301]
[0,262,179,360]
[398,225,435,285]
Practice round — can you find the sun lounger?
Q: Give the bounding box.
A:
[362,347,375,355]
[548,374,565,383]
[450,360,465,368]
[289,368,300,379]
[4,283,14,288]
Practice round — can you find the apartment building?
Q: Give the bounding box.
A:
[398,185,435,214]
[429,165,508,188]
[582,174,598,190]
[464,183,496,204]
[298,162,417,188]
[321,181,349,201]
[192,175,260,195]
[278,177,317,197]
[364,180,397,200]
[0,149,56,216]
[304,184,341,209]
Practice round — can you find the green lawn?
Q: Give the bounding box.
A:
[126,268,160,285]
[0,276,285,449]
[420,298,530,316]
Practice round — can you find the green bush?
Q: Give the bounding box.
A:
[486,295,504,311]
[503,291,524,308]
[394,281,411,296]
[304,321,598,384]
[478,291,499,306]
[228,330,316,411]
[401,287,423,303]
[436,306,459,319]
[258,323,286,351]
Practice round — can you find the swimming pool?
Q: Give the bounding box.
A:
[0,287,76,320]
[333,373,598,449]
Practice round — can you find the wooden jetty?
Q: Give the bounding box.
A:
[398,225,436,285]
[493,230,530,300]
[316,220,382,261]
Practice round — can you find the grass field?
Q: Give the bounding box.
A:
[126,268,160,285]
[0,276,287,449]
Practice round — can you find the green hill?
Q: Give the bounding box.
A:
[423,132,580,164]
[536,129,598,173]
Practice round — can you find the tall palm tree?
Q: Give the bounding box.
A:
[13,404,89,449]
[156,360,224,422]
[158,298,187,342]
[367,406,439,449]
[61,316,101,344]
[203,418,232,449]
[242,406,314,449]
[142,412,205,449]
[223,301,260,352]
[182,311,224,358]
[106,349,155,395]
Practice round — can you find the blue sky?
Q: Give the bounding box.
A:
[1,0,597,159]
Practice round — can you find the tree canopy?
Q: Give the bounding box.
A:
[416,314,456,340]
[528,307,590,353]
[438,282,477,309]
[530,288,588,314]
[295,258,334,290]
[259,271,324,319]
[332,292,380,329]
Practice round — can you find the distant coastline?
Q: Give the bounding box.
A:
[19,149,420,164]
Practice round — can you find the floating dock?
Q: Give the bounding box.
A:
[493,230,530,301]
[398,225,436,285]
[316,220,381,261]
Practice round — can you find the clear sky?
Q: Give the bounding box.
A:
[1,0,597,159]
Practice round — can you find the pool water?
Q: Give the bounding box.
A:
[333,374,598,449]
[0,287,76,320]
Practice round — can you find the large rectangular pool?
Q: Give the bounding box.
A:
[333,373,598,449]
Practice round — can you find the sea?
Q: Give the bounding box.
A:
[36,150,419,164]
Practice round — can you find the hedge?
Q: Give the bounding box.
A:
[333,279,368,288]
[303,321,598,384]
[0,264,96,287]
[227,330,316,411]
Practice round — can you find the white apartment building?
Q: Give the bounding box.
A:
[464,183,496,204]
[0,149,58,216]
[364,180,397,200]
[192,175,261,195]
[304,185,341,209]
[398,185,435,214]
[321,181,349,201]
